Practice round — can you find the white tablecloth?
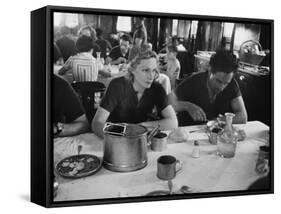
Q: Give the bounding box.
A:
[54,121,269,201]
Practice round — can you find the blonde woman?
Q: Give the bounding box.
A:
[92,48,178,138]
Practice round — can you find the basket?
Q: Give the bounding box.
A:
[239,40,265,65]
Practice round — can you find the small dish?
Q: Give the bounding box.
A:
[56,154,102,179]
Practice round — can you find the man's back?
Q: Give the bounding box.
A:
[56,36,76,62]
[63,52,99,82]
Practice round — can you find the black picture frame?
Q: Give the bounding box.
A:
[31,5,274,208]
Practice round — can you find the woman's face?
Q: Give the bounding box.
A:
[135,38,143,46]
[80,29,91,37]
[120,40,130,53]
[132,58,158,89]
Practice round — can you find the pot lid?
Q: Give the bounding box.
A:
[103,123,147,137]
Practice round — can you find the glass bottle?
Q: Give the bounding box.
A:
[96,52,104,70]
[217,113,238,158]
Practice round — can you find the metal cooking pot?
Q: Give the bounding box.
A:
[103,122,159,172]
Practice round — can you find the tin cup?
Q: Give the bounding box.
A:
[151,132,167,151]
[258,145,269,160]
[157,155,183,180]
[255,145,270,174]
[207,127,223,145]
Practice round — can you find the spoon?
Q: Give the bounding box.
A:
[189,128,205,133]
[168,180,173,195]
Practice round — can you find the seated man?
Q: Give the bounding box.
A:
[171,50,247,125]
[58,35,100,82]
[95,28,112,59]
[105,34,131,65]
[53,74,89,137]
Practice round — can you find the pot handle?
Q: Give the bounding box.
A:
[147,126,160,143]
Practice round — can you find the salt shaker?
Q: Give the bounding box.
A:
[191,140,200,158]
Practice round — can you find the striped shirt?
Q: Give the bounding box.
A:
[62,52,99,82]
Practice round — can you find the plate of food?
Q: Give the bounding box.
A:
[56,154,102,178]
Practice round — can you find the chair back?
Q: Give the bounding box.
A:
[72,81,106,122]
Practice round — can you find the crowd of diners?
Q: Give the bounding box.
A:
[53,22,248,139]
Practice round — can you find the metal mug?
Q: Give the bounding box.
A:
[255,145,270,174]
[207,127,223,144]
[157,155,183,180]
[151,132,167,151]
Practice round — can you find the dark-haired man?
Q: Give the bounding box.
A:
[171,50,247,125]
[96,28,112,59]
[105,34,132,65]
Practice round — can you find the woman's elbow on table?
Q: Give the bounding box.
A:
[91,118,104,139]
[91,107,110,138]
[162,105,178,130]
[167,115,178,130]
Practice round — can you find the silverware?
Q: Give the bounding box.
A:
[168,180,173,194]
[189,128,206,133]
[147,125,160,142]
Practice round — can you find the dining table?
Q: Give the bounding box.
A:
[97,64,128,87]
[53,121,270,201]
[53,64,127,86]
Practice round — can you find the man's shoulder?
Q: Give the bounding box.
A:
[111,45,120,52]
[76,52,95,58]
[183,72,206,84]
[109,46,121,56]
[175,72,206,95]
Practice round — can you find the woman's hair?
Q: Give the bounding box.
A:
[127,48,159,81]
[78,25,97,41]
[209,49,239,74]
